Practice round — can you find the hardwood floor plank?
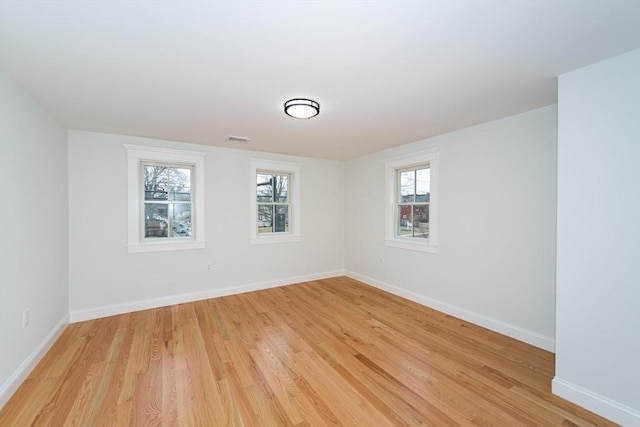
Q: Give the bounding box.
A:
[293,350,397,427]
[0,324,85,426]
[159,305,178,427]
[33,317,119,426]
[75,327,125,426]
[0,277,618,426]
[63,360,105,427]
[93,313,136,426]
[174,304,224,425]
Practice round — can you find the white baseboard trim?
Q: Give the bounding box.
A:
[552,377,640,426]
[70,269,346,323]
[0,312,69,409]
[346,270,556,352]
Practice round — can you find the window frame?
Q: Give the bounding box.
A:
[141,162,194,241]
[256,171,292,234]
[249,158,301,245]
[125,144,206,253]
[396,165,431,239]
[384,148,439,253]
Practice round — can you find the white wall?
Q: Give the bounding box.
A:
[0,71,69,406]
[554,49,640,426]
[68,131,345,318]
[345,105,558,350]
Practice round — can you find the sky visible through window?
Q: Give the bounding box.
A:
[400,167,430,202]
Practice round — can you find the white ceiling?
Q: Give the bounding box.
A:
[1,1,639,160]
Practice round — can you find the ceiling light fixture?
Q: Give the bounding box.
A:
[284,98,320,119]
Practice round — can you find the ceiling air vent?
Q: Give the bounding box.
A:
[225,135,252,144]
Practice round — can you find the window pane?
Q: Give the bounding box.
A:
[397,205,413,237]
[145,203,168,238]
[413,205,429,239]
[257,174,273,202]
[273,175,288,203]
[396,204,429,239]
[415,168,430,202]
[258,204,273,233]
[144,166,191,202]
[168,168,191,201]
[171,203,192,237]
[274,205,289,232]
[400,170,415,203]
[144,165,169,200]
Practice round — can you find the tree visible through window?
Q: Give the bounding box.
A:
[256,172,290,234]
[126,144,205,253]
[143,164,192,239]
[249,158,300,244]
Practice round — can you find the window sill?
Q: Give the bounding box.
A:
[128,240,205,253]
[250,235,301,245]
[384,239,438,253]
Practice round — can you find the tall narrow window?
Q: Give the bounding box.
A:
[397,166,430,239]
[384,148,439,253]
[257,172,290,234]
[249,158,301,244]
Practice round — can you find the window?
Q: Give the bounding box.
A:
[257,172,290,234]
[397,166,430,239]
[125,145,206,253]
[249,158,301,244]
[142,164,193,239]
[384,148,439,253]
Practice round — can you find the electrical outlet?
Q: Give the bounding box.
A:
[23,310,29,328]
[207,263,211,271]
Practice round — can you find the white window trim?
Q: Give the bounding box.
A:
[125,144,206,253]
[384,148,439,253]
[249,158,301,245]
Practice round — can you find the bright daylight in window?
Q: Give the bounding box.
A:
[384,148,439,253]
[249,158,301,244]
[126,145,206,253]
[143,164,193,239]
[257,172,290,234]
[397,166,430,239]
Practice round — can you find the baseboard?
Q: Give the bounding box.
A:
[346,270,556,352]
[552,377,640,426]
[70,269,346,323]
[0,312,69,409]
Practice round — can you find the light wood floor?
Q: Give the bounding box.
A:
[1,277,616,426]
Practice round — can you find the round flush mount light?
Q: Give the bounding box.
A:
[284,98,320,119]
